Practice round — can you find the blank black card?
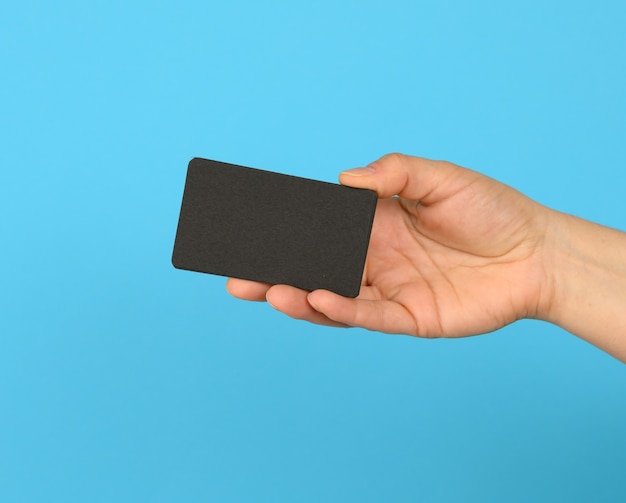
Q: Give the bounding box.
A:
[172,158,377,297]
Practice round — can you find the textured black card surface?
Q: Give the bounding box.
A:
[172,158,377,297]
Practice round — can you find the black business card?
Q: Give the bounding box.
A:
[172,158,377,297]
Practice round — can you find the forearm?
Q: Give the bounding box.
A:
[544,210,626,362]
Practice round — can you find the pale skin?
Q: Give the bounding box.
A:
[227,154,626,362]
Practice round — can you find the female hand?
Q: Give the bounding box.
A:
[227,153,554,338]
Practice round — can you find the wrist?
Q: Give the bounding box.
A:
[521,205,560,324]
[537,209,573,325]
[540,209,626,360]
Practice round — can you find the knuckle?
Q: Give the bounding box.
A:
[379,152,406,165]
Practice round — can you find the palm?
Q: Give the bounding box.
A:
[362,183,545,337]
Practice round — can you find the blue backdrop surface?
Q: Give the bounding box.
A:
[1,1,625,501]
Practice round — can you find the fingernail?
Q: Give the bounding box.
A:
[266,292,277,310]
[307,293,320,311]
[340,166,376,176]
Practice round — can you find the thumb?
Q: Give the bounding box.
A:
[339,153,466,202]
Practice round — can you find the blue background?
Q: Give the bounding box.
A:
[1,1,625,501]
